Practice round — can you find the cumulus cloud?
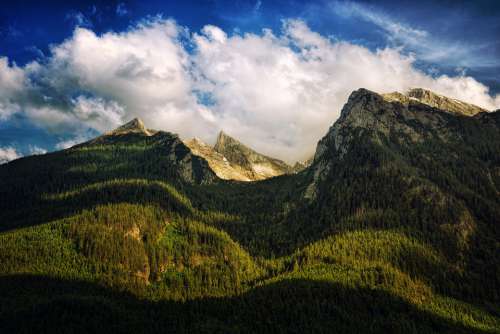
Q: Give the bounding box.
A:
[0,146,20,164]
[0,58,25,120]
[0,18,499,162]
[190,19,500,160]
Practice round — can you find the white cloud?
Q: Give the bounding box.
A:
[28,145,47,155]
[0,18,499,162]
[191,19,500,161]
[65,11,93,28]
[55,134,90,150]
[0,146,20,164]
[71,96,125,132]
[0,145,45,163]
[0,57,25,120]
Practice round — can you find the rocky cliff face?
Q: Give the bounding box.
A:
[184,137,253,181]
[213,131,293,180]
[382,88,487,116]
[105,118,156,136]
[184,132,295,181]
[305,88,498,199]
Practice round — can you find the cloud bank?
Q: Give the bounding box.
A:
[0,18,499,162]
[0,146,20,164]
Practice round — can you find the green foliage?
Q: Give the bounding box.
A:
[0,114,499,333]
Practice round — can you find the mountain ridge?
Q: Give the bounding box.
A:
[382,88,488,116]
[183,130,296,181]
[0,87,498,333]
[306,87,498,199]
[213,130,294,179]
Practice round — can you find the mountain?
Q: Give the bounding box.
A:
[184,131,294,181]
[307,88,498,198]
[292,157,313,172]
[106,117,156,136]
[0,89,499,333]
[183,137,253,181]
[213,130,293,179]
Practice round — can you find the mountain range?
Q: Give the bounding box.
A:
[0,88,499,333]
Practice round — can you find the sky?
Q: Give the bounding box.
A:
[1,0,500,164]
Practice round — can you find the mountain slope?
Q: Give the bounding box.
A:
[183,137,253,181]
[0,89,499,333]
[300,88,500,300]
[184,131,294,181]
[214,131,293,180]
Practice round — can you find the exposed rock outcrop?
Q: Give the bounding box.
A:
[106,118,156,136]
[184,137,252,181]
[305,87,495,199]
[184,132,296,181]
[382,88,487,116]
[213,131,293,180]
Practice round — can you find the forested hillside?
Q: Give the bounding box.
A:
[0,89,499,333]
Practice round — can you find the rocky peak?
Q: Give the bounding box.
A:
[315,87,471,162]
[292,157,314,173]
[185,137,209,148]
[215,131,245,153]
[184,137,252,181]
[107,118,153,136]
[338,88,382,118]
[214,131,255,167]
[383,88,487,116]
[212,130,294,180]
[305,87,486,199]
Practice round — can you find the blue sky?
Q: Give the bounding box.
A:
[1,0,499,163]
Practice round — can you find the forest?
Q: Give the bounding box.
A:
[0,106,499,333]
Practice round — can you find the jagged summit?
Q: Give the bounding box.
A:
[214,130,246,154]
[183,130,294,181]
[214,131,255,166]
[292,157,314,173]
[184,137,253,181]
[214,130,293,179]
[107,118,153,136]
[383,88,487,116]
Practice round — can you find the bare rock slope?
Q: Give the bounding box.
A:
[184,132,294,181]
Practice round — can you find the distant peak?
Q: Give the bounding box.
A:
[217,130,231,139]
[118,118,146,131]
[215,130,240,147]
[185,137,209,147]
[108,118,152,136]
